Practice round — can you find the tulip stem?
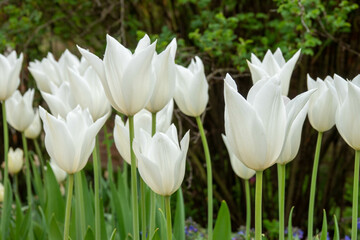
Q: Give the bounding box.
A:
[33,138,45,178]
[195,116,213,240]
[277,163,286,240]
[64,174,74,240]
[352,150,360,240]
[148,112,157,240]
[22,132,32,208]
[1,102,10,239]
[104,125,114,182]
[140,178,146,240]
[93,137,101,240]
[245,179,251,240]
[255,171,263,240]
[75,172,86,240]
[307,131,323,240]
[165,196,172,240]
[129,115,140,240]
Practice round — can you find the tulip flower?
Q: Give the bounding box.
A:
[0,51,23,101]
[334,79,360,239]
[307,75,337,132]
[68,66,111,121]
[29,50,84,93]
[114,100,174,165]
[7,147,24,175]
[5,89,35,132]
[78,34,156,116]
[41,82,76,118]
[224,73,287,240]
[39,105,108,174]
[133,124,189,196]
[247,48,301,96]
[0,183,3,202]
[146,39,177,113]
[24,109,42,139]
[174,56,208,117]
[49,160,67,183]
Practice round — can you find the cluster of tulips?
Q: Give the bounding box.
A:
[0,33,359,240]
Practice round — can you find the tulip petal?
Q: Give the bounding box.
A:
[114,115,131,165]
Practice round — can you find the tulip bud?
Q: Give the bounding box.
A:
[7,147,24,174]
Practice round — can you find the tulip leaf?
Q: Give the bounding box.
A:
[45,162,65,223]
[1,180,13,239]
[110,179,129,239]
[19,209,31,240]
[173,188,185,240]
[49,215,62,240]
[319,210,327,240]
[157,207,168,240]
[213,201,231,240]
[109,228,117,240]
[100,197,108,240]
[29,152,45,206]
[333,215,340,240]
[84,226,95,240]
[287,206,295,240]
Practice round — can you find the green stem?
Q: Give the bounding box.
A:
[307,131,323,240]
[75,172,86,240]
[277,164,286,240]
[33,138,45,178]
[245,179,251,240]
[104,125,114,182]
[14,174,19,197]
[22,132,32,208]
[1,102,10,238]
[165,196,172,240]
[129,115,140,240]
[195,116,213,240]
[140,178,146,240]
[149,112,157,239]
[255,171,263,240]
[352,150,360,240]
[93,137,101,240]
[64,174,74,240]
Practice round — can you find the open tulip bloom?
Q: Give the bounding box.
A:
[247,48,301,96]
[0,51,23,101]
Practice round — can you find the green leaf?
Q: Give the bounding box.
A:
[287,206,294,240]
[29,152,45,206]
[1,180,13,239]
[173,189,185,240]
[333,215,340,240]
[49,215,62,240]
[109,229,117,240]
[213,201,231,240]
[84,226,95,240]
[320,210,327,240]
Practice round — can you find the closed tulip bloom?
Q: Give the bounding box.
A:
[8,147,24,174]
[146,39,177,113]
[39,106,108,174]
[68,66,111,120]
[41,82,77,118]
[276,90,315,164]
[0,183,3,202]
[24,109,42,139]
[49,160,67,183]
[247,48,301,96]
[6,89,35,132]
[133,124,190,196]
[78,34,156,116]
[0,51,23,101]
[307,75,337,132]
[114,100,174,165]
[335,81,360,150]
[224,74,287,171]
[222,134,255,180]
[174,56,208,117]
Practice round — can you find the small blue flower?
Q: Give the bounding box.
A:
[345,235,351,240]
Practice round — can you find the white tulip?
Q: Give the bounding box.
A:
[8,147,24,174]
[0,51,23,101]
[49,160,67,183]
[133,124,190,196]
[24,109,42,139]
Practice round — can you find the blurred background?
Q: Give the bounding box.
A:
[1,0,360,237]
